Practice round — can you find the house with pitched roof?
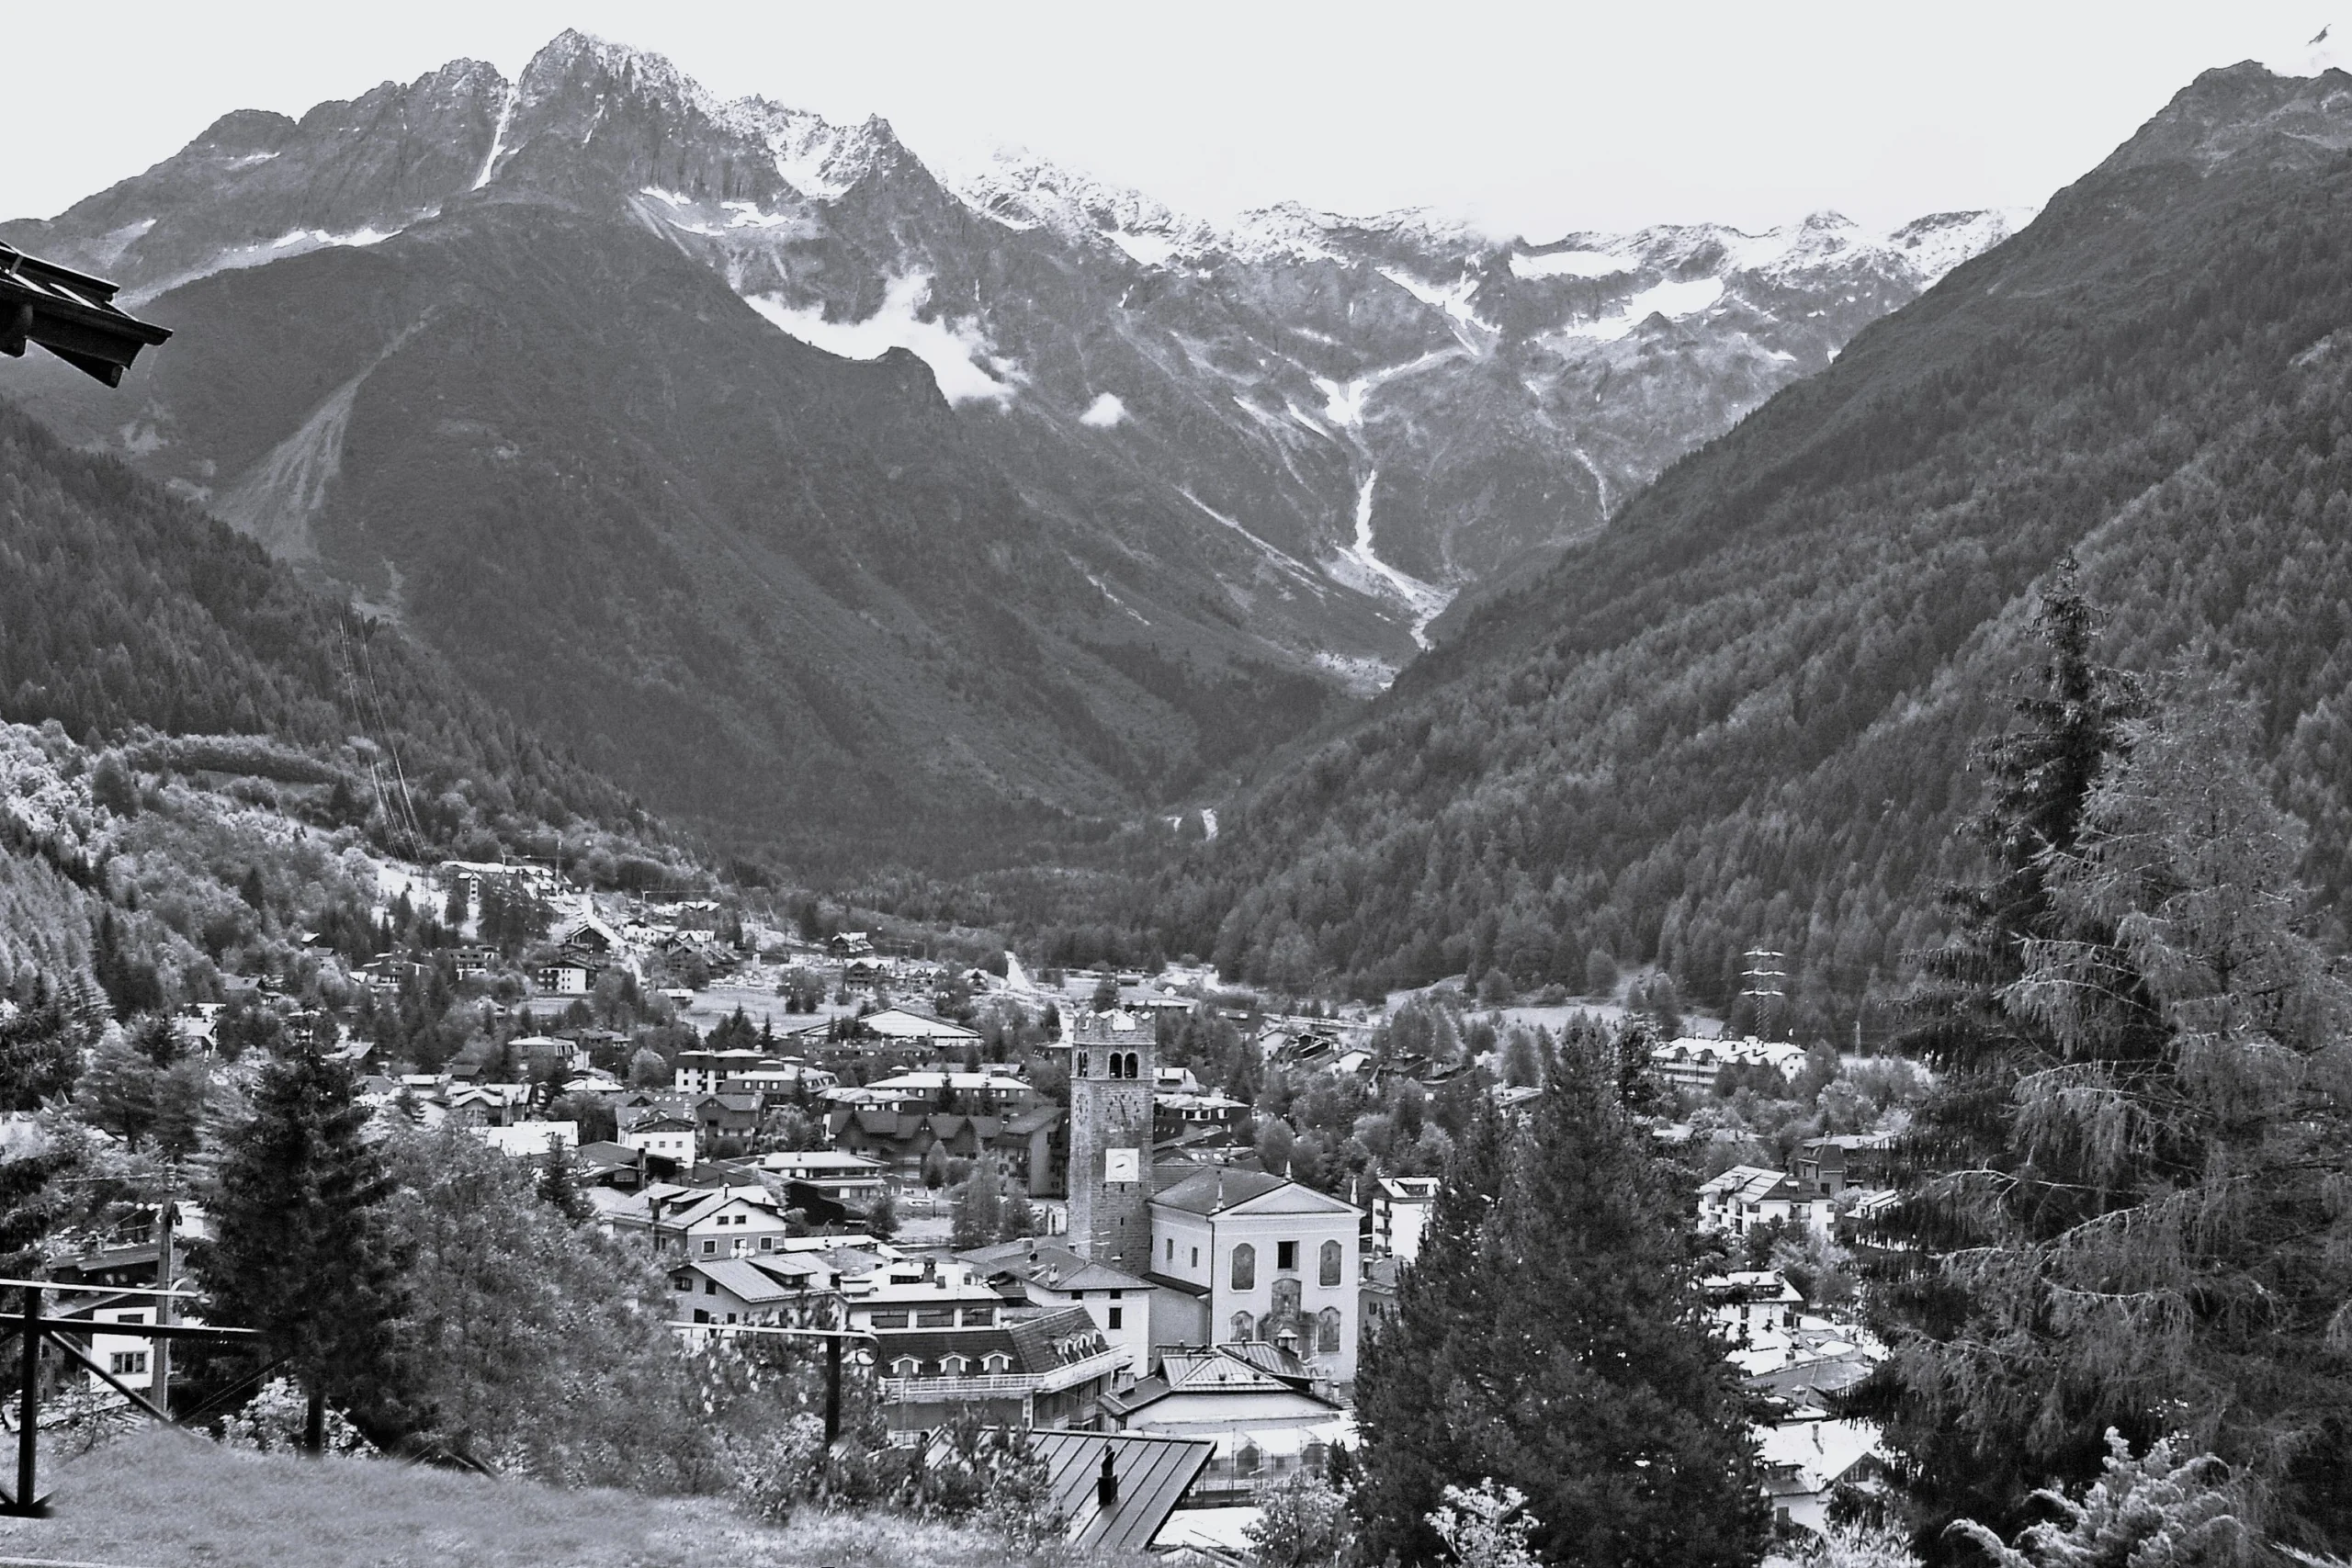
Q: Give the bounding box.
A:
[961,1240,1156,1378]
[869,1302,1124,1436]
[1698,1165,1832,1239]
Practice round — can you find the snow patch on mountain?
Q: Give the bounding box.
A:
[125,222,412,306]
[722,103,899,200]
[1377,266,1497,344]
[1552,276,1726,343]
[473,84,517,189]
[1107,230,1182,267]
[1323,472,1453,647]
[747,275,1023,406]
[1079,392,1128,428]
[1181,490,1327,590]
[1511,248,1634,280]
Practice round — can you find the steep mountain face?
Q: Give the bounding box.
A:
[3,30,2012,864]
[0,392,647,855]
[1170,62,2352,1034]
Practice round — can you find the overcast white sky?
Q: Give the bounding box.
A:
[6,2,2340,238]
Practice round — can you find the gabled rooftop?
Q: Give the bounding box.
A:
[1149,1168,1360,1219]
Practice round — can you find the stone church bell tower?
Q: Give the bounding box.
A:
[1068,1008,1155,1267]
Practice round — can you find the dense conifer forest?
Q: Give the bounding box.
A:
[0,396,644,849]
[1156,67,2352,1033]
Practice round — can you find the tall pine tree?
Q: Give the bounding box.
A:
[1353,1028,1766,1568]
[195,1043,410,1451]
[1353,1091,1511,1565]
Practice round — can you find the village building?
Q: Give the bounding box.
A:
[1792,1133,1897,1197]
[960,1239,1157,1379]
[1653,1035,1811,1092]
[1365,1175,1441,1262]
[794,1005,982,1054]
[534,960,593,996]
[1704,1269,1805,1345]
[1697,1164,1834,1239]
[470,1120,578,1158]
[618,1114,697,1167]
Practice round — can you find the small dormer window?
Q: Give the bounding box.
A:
[939,1354,969,1375]
[891,1356,922,1377]
[983,1351,1012,1374]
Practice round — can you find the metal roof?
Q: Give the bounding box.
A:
[0,243,170,386]
[1033,1428,1213,1554]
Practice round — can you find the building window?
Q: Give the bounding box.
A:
[940,1355,969,1375]
[109,1351,148,1377]
[1230,1243,1256,1291]
[1078,1054,1089,1077]
[1277,1240,1298,1272]
[870,1311,910,1328]
[1108,1306,1126,1330]
[892,1356,922,1377]
[1192,1247,1199,1269]
[962,1306,994,1325]
[1317,1306,1342,1354]
[693,1309,710,1324]
[1166,1237,1174,1262]
[983,1352,1012,1373]
[915,1308,956,1327]
[1320,1239,1343,1287]
[760,1235,774,1251]
[702,1239,717,1255]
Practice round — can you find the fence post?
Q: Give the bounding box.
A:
[16,1285,39,1514]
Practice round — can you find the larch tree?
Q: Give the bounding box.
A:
[1867,673,2352,1557]
[195,1043,410,1451]
[1856,570,2142,1548]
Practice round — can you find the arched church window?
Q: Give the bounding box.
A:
[1230,1243,1256,1291]
[1319,1239,1343,1287]
[1078,1053,1090,1077]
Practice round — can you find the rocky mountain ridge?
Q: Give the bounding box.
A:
[3,30,2022,867]
[10,29,2024,682]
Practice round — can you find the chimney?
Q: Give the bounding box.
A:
[1097,1446,1119,1508]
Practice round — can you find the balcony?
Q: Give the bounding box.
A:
[878,1347,1126,1403]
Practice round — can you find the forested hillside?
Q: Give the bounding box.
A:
[0,395,641,854]
[1165,62,2352,1040]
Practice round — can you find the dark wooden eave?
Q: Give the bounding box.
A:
[0,243,171,387]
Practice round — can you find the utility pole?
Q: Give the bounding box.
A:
[1739,949,1787,1042]
[151,1199,175,1417]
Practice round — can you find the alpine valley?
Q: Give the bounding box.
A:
[1163,57,2352,1035]
[2,29,2018,867]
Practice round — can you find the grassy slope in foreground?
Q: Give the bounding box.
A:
[0,1428,1144,1568]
